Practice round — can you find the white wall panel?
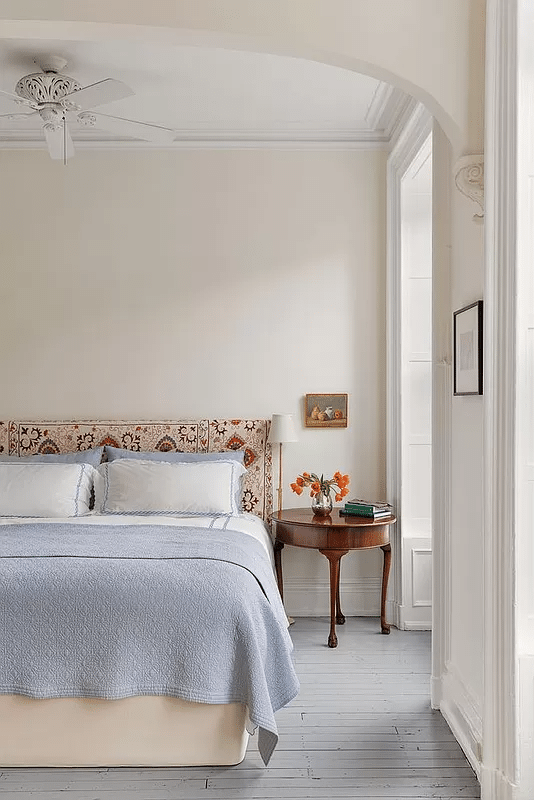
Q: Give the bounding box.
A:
[407,278,432,356]
[406,444,432,528]
[404,195,433,277]
[527,326,534,466]
[400,537,432,629]
[412,548,432,607]
[407,361,432,439]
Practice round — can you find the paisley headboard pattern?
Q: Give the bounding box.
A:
[0,419,272,520]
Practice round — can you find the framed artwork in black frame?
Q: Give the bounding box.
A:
[453,300,483,396]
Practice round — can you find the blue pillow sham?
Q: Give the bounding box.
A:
[104,446,245,465]
[0,447,104,467]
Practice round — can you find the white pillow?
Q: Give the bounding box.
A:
[94,458,247,515]
[0,462,94,517]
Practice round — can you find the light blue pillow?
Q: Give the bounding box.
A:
[0,447,104,467]
[104,446,245,465]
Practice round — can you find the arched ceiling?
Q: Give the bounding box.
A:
[0,37,414,150]
[0,0,486,153]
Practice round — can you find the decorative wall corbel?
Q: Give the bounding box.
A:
[454,154,484,223]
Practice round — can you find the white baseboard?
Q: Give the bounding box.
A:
[440,664,483,779]
[284,581,433,628]
[480,766,516,800]
[401,620,432,630]
[387,601,432,631]
[430,676,442,709]
[283,577,381,617]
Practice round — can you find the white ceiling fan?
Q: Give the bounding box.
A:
[0,56,175,163]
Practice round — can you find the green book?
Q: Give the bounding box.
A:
[344,499,391,514]
[340,508,392,518]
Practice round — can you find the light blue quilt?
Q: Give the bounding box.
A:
[0,523,299,764]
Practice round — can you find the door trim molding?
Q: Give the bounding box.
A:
[482,0,518,795]
[386,102,433,631]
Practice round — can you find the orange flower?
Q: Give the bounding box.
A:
[290,471,350,504]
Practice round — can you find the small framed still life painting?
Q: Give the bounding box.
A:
[305,393,348,428]
[453,300,483,396]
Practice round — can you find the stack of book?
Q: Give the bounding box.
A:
[340,498,393,519]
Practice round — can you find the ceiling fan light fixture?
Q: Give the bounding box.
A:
[77,111,96,127]
[39,106,63,125]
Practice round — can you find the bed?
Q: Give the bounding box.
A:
[0,419,298,767]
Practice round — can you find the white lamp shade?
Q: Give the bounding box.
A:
[268,413,298,444]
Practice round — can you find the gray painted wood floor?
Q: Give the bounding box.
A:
[0,616,480,799]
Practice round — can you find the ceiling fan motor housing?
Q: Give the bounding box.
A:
[15,72,81,107]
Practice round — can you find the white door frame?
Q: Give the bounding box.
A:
[481,0,517,798]
[389,6,519,794]
[386,103,433,631]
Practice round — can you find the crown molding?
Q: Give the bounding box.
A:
[387,96,420,149]
[0,128,392,151]
[365,81,396,130]
[365,82,419,147]
[0,84,414,153]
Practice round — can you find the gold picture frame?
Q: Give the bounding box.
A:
[304,394,348,428]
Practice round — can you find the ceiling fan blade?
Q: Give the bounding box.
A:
[44,123,74,161]
[86,111,175,143]
[0,111,38,120]
[65,78,134,110]
[0,87,36,109]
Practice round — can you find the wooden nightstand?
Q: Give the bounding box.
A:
[271,507,396,648]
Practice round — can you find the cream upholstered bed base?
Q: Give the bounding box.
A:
[0,419,271,767]
[0,696,249,767]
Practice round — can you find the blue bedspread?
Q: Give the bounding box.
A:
[0,522,299,764]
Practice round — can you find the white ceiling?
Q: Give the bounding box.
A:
[0,38,415,149]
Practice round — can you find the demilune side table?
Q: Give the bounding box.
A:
[270,507,396,648]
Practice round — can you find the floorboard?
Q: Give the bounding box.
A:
[0,616,480,799]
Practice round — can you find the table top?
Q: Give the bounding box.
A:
[271,507,396,528]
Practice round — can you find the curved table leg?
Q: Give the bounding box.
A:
[320,549,349,647]
[273,540,284,602]
[335,568,345,625]
[380,543,392,634]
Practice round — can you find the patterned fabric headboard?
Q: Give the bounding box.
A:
[0,419,273,521]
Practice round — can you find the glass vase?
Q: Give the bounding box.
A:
[311,490,333,516]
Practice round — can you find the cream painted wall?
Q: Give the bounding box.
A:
[0,147,387,616]
[450,193,485,707]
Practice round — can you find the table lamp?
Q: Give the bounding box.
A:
[268,413,298,513]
